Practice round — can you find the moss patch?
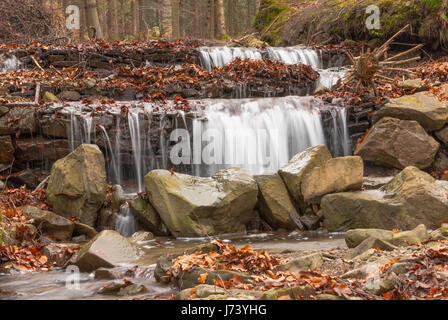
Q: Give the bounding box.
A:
[255,0,448,47]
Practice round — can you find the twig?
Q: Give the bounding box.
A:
[30,55,45,72]
[33,175,50,193]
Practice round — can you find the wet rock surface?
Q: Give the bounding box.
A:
[145,168,258,237]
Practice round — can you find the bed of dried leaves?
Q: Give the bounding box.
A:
[168,239,448,300]
[0,186,78,273]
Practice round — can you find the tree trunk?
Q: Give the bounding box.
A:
[130,0,140,39]
[83,0,104,39]
[209,0,215,39]
[171,0,180,39]
[216,0,226,39]
[108,0,119,40]
[193,0,200,38]
[161,0,172,38]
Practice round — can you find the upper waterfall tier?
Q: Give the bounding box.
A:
[200,46,323,70]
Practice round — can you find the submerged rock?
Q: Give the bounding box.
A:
[322,167,448,232]
[355,117,439,169]
[74,230,141,272]
[301,156,363,204]
[278,145,332,211]
[46,144,107,227]
[145,168,258,237]
[254,173,301,230]
[373,92,448,131]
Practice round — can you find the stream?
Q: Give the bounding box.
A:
[0,232,345,300]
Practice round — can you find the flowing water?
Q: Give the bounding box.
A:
[0,46,353,297]
[0,232,345,300]
[65,96,350,192]
[199,46,346,90]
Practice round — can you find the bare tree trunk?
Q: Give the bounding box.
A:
[108,0,119,40]
[216,0,226,39]
[83,0,104,38]
[130,0,139,39]
[193,0,200,38]
[171,0,180,39]
[209,0,215,39]
[161,0,172,38]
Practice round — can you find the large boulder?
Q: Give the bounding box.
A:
[74,230,141,272]
[46,144,107,227]
[322,166,448,232]
[278,145,332,211]
[22,206,74,241]
[145,168,258,237]
[355,117,439,169]
[254,173,300,230]
[301,156,363,204]
[372,92,448,131]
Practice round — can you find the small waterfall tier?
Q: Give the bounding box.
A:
[60,96,350,192]
[200,46,322,70]
[199,46,345,90]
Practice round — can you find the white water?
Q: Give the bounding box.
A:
[199,46,345,90]
[266,47,322,69]
[115,203,138,237]
[199,47,263,70]
[65,96,350,190]
[193,96,347,177]
[0,56,22,72]
[199,46,323,69]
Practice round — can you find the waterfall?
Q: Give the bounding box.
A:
[65,96,350,191]
[115,203,138,237]
[199,47,263,70]
[266,47,322,69]
[199,46,345,90]
[128,110,144,192]
[98,125,121,186]
[0,56,21,72]
[199,46,322,70]
[316,68,346,90]
[192,96,346,177]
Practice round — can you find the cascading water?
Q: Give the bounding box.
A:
[192,96,346,177]
[115,203,138,237]
[199,47,263,70]
[199,46,345,91]
[266,47,322,69]
[0,56,22,72]
[65,96,350,191]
